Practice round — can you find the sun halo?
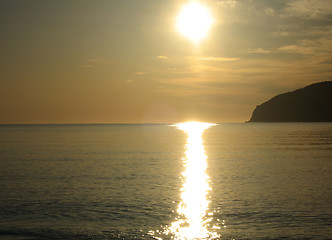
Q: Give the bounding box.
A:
[176,1,214,43]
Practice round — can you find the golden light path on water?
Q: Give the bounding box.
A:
[150,122,220,239]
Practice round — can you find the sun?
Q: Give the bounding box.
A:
[176,1,214,43]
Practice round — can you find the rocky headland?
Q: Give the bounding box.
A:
[248,81,332,122]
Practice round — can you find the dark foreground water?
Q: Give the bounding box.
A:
[0,123,331,239]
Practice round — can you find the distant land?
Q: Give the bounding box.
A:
[248,81,332,122]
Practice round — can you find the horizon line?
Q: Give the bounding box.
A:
[0,122,226,126]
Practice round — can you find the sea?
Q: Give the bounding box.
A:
[0,123,331,240]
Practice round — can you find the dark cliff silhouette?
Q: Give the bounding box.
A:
[248,81,332,122]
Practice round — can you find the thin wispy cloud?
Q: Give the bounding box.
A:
[197,57,239,62]
[283,0,332,19]
[81,58,100,69]
[82,64,93,69]
[278,45,314,55]
[248,48,274,54]
[124,80,133,84]
[135,72,146,75]
[216,0,239,8]
[157,56,168,60]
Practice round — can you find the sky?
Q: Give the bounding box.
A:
[1,0,332,123]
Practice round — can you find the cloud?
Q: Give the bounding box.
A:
[157,56,168,60]
[248,48,274,54]
[183,56,239,62]
[283,0,332,19]
[320,59,332,65]
[123,80,133,84]
[278,45,314,55]
[88,58,98,63]
[135,72,146,75]
[216,0,239,8]
[264,8,275,16]
[197,57,239,62]
[82,64,93,69]
[277,35,332,61]
[272,31,291,37]
[81,57,100,69]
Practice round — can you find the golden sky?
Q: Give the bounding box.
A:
[1,0,332,123]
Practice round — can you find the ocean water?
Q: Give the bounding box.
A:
[0,123,331,240]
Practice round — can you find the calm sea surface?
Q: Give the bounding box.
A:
[0,123,331,240]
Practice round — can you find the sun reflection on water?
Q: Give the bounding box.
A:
[150,122,220,239]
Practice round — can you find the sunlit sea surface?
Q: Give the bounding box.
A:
[0,123,331,240]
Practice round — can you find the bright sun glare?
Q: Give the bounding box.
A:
[148,122,220,239]
[176,1,214,43]
[171,122,219,239]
